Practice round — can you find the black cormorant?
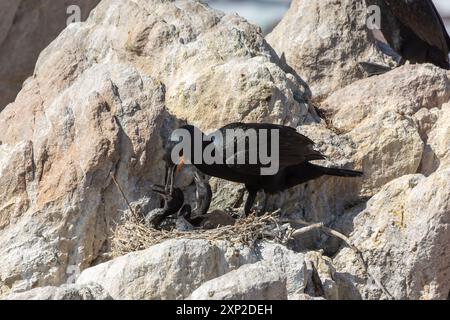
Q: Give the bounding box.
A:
[173,123,363,215]
[367,0,450,69]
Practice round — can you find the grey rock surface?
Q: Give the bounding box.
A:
[0,0,101,110]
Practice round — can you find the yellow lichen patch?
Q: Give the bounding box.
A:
[420,284,431,300]
[373,228,385,247]
[392,206,406,229]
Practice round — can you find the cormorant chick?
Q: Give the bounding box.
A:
[145,184,184,229]
[192,170,212,216]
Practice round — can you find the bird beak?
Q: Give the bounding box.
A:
[152,184,167,197]
[176,157,185,174]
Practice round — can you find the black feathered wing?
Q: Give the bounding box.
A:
[384,0,450,54]
[208,123,325,176]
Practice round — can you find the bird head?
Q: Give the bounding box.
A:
[151,185,185,214]
[169,124,209,174]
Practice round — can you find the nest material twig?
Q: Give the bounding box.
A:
[111,211,284,258]
[285,218,394,300]
[110,170,393,300]
[111,210,393,300]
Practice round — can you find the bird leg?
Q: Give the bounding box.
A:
[244,189,258,216]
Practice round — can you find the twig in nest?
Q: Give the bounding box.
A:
[111,212,281,257]
[110,172,138,220]
[285,218,394,300]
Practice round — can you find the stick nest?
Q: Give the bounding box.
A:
[111,212,289,258]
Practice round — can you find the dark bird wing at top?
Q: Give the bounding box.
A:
[384,0,450,54]
[431,1,450,48]
[209,123,325,176]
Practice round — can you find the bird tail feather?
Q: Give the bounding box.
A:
[312,164,363,177]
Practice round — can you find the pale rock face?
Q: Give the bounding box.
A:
[321,64,450,195]
[347,111,423,196]
[0,0,312,292]
[1,0,450,301]
[284,124,363,226]
[420,102,450,175]
[0,0,101,110]
[76,239,257,300]
[62,0,309,131]
[189,262,288,300]
[0,63,168,292]
[76,239,338,300]
[323,65,450,133]
[266,0,392,98]
[4,283,111,300]
[334,171,450,300]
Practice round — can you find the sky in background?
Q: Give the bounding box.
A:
[434,0,450,30]
[206,0,450,34]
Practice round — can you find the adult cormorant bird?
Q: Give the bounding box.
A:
[367,0,450,69]
[173,123,363,215]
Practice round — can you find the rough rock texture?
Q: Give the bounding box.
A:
[420,102,450,175]
[0,0,314,293]
[0,64,168,292]
[323,65,450,133]
[266,0,392,98]
[1,0,450,301]
[334,171,450,300]
[0,0,366,294]
[76,239,339,300]
[322,64,450,195]
[76,239,251,300]
[5,283,111,300]
[189,262,287,300]
[0,0,101,110]
[112,0,310,130]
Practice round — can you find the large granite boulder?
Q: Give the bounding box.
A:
[0,0,101,110]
